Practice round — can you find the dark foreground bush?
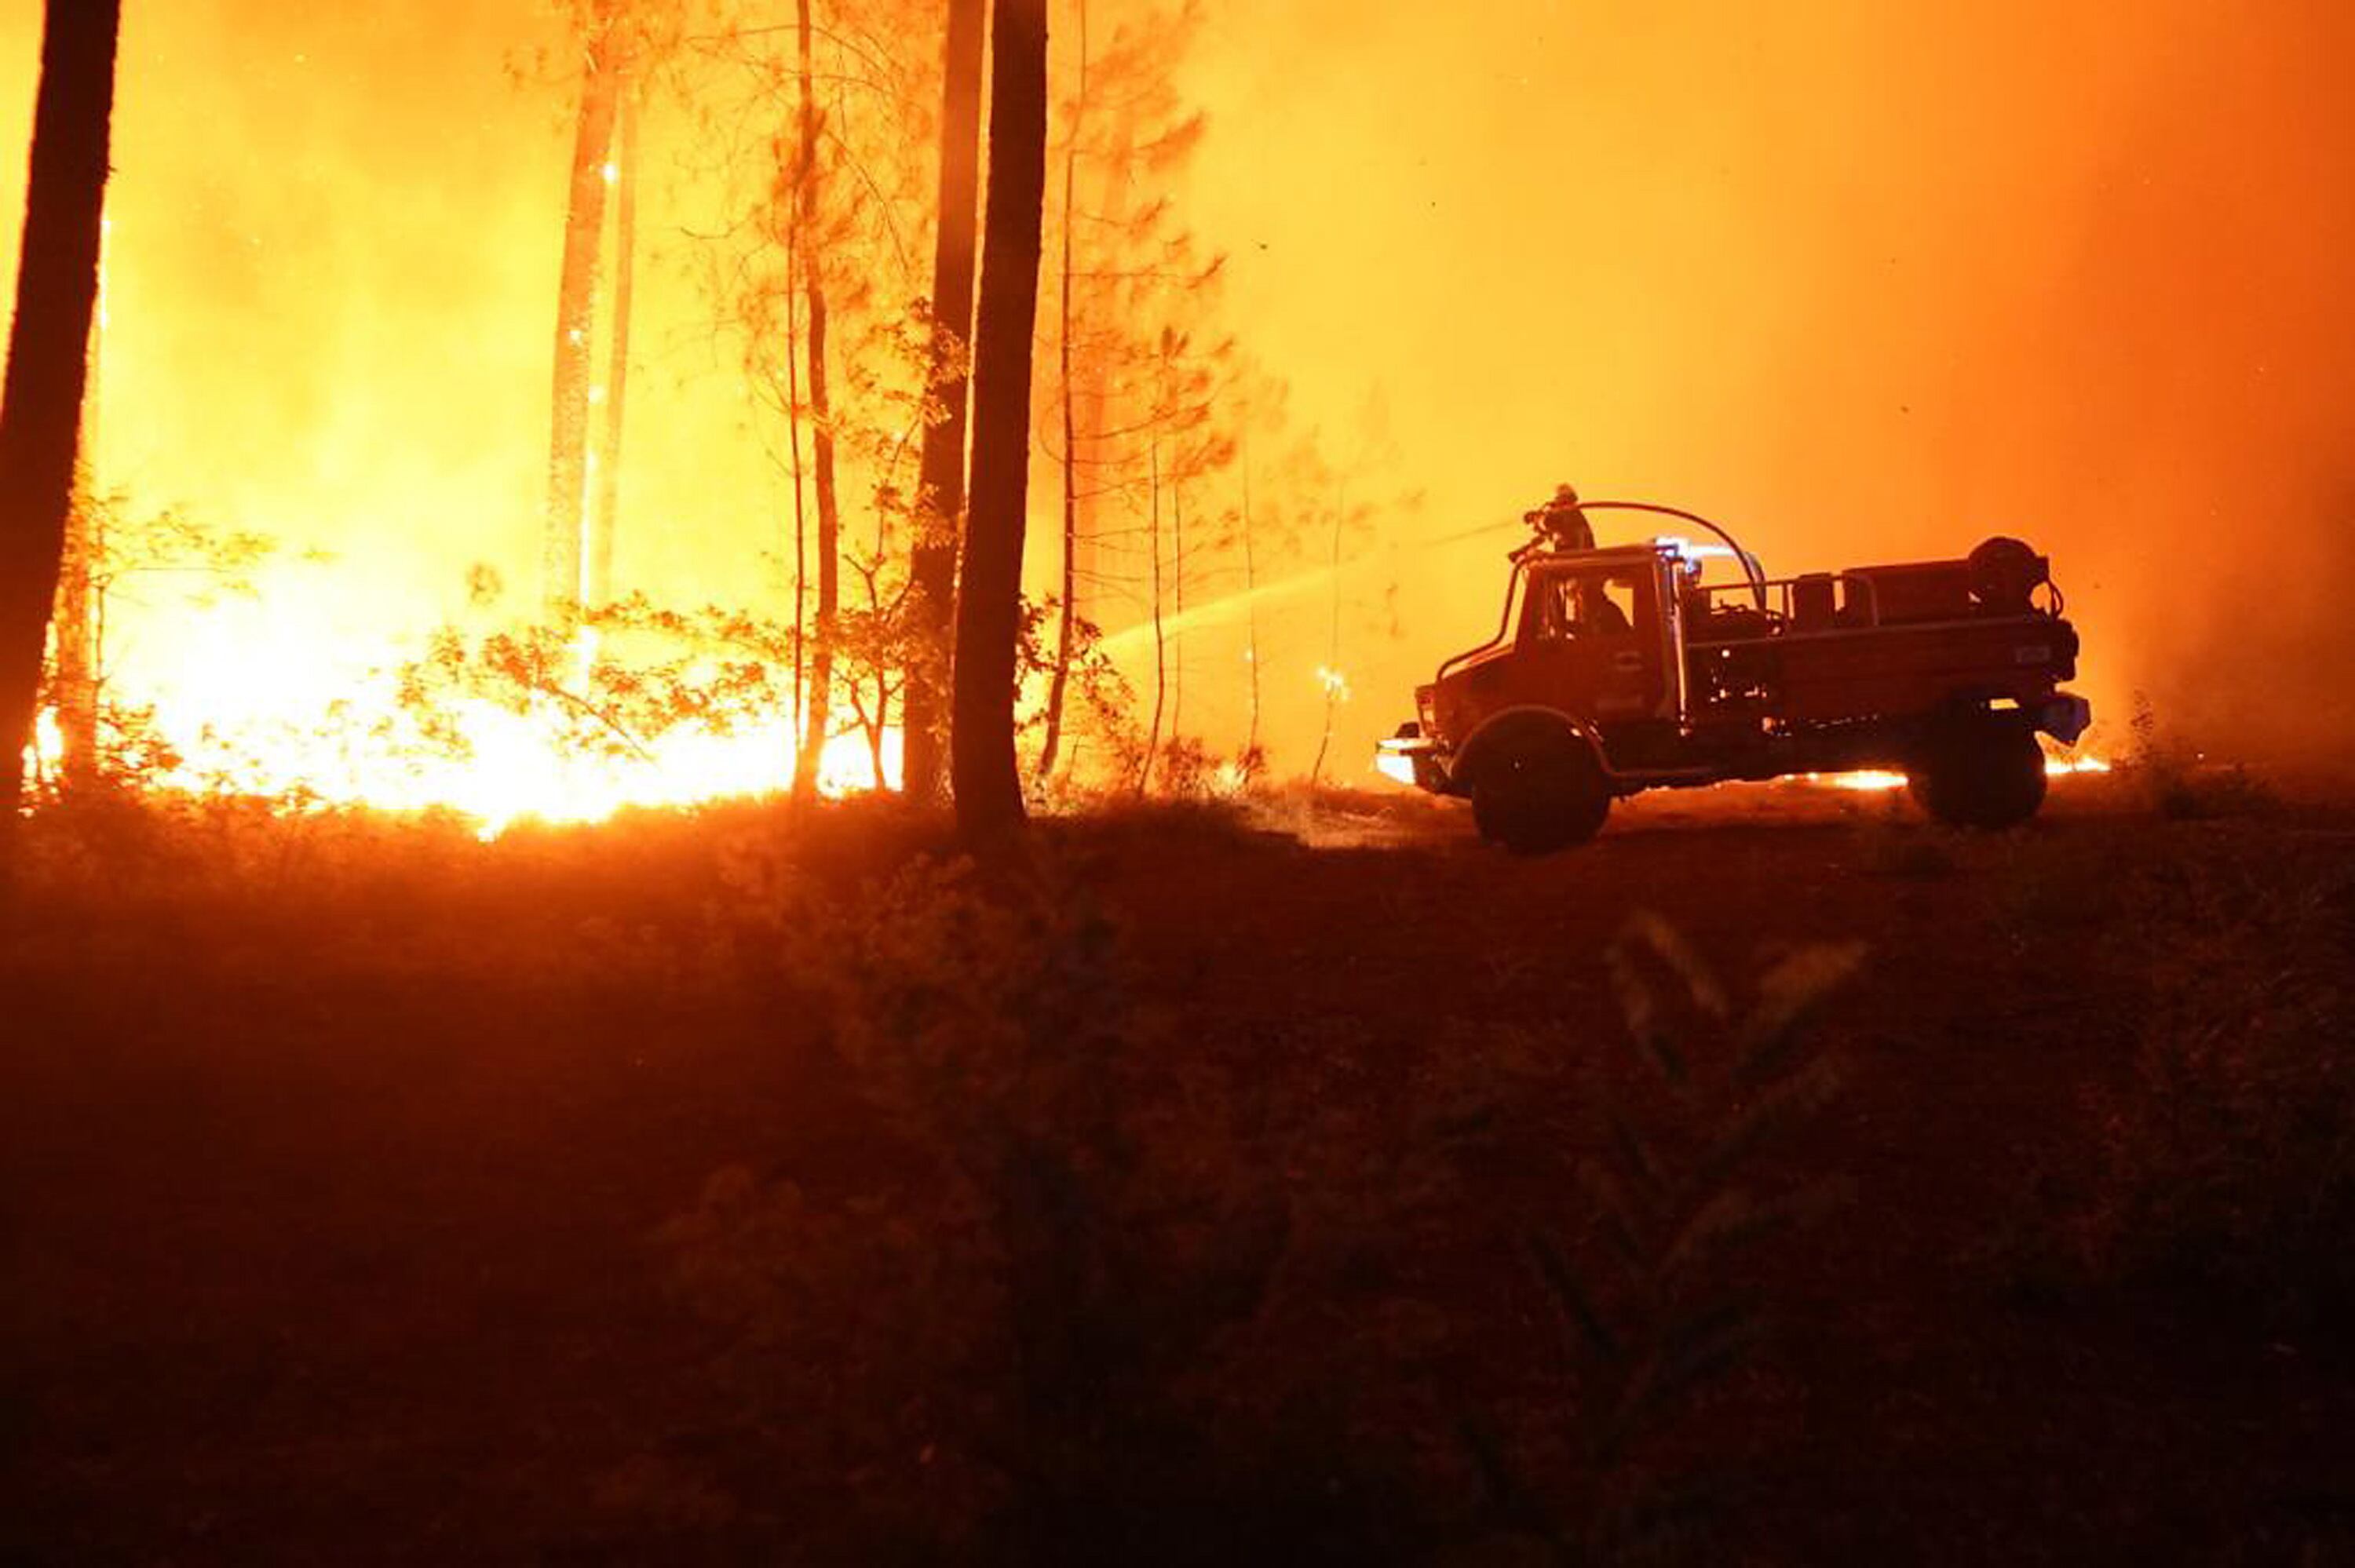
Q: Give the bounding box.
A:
[662,864,1865,1564]
[666,852,1413,1563]
[2118,696,2280,821]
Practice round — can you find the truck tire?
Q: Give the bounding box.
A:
[1470,729,1612,853]
[1908,717,2047,830]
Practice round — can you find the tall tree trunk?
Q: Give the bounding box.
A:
[1170,470,1185,738]
[0,0,119,825]
[1035,0,1089,788]
[902,0,986,804]
[789,0,842,802]
[784,216,807,761]
[1138,439,1166,797]
[1240,427,1260,767]
[586,76,637,607]
[1068,69,1134,635]
[544,2,620,616]
[53,202,106,791]
[952,0,1050,844]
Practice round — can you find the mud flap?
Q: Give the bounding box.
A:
[2034,694,2094,746]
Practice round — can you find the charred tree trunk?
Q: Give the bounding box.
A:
[952,0,1049,844]
[586,76,637,607]
[789,0,842,802]
[902,0,986,804]
[544,2,620,616]
[1035,0,1089,788]
[793,267,841,797]
[0,0,119,825]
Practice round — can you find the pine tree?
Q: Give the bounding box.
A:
[543,0,625,615]
[952,0,1050,843]
[0,0,120,826]
[901,0,986,803]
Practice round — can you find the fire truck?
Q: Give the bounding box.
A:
[1377,499,2092,852]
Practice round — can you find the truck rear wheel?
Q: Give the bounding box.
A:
[1471,731,1612,853]
[1908,717,2047,830]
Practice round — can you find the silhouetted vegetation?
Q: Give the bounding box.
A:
[12,775,2355,1561]
[2068,824,2355,1324]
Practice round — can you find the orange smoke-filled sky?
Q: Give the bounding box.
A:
[1181,0,2355,757]
[2,0,2350,766]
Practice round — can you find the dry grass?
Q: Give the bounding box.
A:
[2066,830,2355,1322]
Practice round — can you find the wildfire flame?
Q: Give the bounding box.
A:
[26,626,897,838]
[149,706,896,840]
[1814,755,2111,792]
[1362,751,2112,794]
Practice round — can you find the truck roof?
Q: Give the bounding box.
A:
[1518,542,1682,569]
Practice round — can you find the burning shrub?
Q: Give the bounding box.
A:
[396,597,793,767]
[1013,594,1140,797]
[1131,736,1262,804]
[31,494,283,800]
[2119,695,2278,820]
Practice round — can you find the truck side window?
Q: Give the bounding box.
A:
[1585,577,1635,636]
[1533,574,1639,641]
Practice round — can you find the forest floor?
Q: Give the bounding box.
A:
[5,767,2355,1564]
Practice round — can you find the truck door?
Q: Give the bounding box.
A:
[1519,565,1664,723]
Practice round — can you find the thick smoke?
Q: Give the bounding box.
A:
[1183,0,2355,764]
[2,1,2349,768]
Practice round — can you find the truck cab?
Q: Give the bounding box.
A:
[1383,524,2091,852]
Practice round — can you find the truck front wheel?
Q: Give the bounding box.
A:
[1471,731,1612,853]
[1908,717,2047,830]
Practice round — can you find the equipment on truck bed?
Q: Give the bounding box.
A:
[1378,497,2090,852]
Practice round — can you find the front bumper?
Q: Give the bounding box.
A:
[1376,726,1451,793]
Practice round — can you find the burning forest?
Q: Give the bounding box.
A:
[4,2,2353,1563]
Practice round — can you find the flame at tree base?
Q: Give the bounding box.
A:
[27,693,900,840]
